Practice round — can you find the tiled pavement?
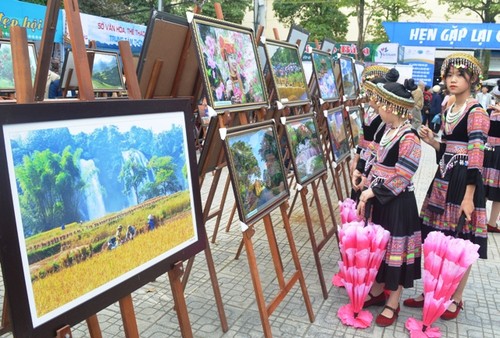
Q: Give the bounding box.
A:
[1,141,499,337]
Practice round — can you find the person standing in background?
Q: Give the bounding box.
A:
[430,85,443,133]
[409,79,423,131]
[476,85,493,109]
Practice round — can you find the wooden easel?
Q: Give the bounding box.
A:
[4,1,194,337]
[140,3,229,333]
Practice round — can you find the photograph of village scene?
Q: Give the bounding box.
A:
[3,112,198,323]
[226,124,288,223]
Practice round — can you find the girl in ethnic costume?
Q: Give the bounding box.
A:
[351,66,389,200]
[404,53,490,320]
[484,83,500,233]
[357,81,422,327]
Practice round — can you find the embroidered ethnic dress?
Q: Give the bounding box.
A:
[421,100,490,258]
[366,124,422,290]
[483,107,500,201]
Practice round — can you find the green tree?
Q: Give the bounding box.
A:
[15,146,84,235]
[365,0,431,43]
[147,155,181,195]
[272,1,349,42]
[230,140,260,197]
[439,0,500,77]
[119,150,148,204]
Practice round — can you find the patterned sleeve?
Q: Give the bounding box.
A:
[372,132,421,204]
[466,105,490,184]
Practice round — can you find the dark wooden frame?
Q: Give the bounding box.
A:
[263,39,311,107]
[286,24,310,58]
[0,38,37,92]
[0,99,206,337]
[190,14,268,113]
[136,10,200,99]
[224,120,289,225]
[60,49,125,92]
[339,56,358,100]
[310,49,340,102]
[283,113,327,186]
[325,106,350,163]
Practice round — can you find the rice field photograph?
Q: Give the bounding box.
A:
[2,109,199,326]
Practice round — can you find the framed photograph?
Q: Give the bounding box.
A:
[60,49,125,92]
[137,10,199,98]
[339,56,357,100]
[349,106,363,147]
[0,99,205,337]
[325,106,350,162]
[311,49,339,102]
[286,24,310,58]
[224,121,289,225]
[283,114,327,186]
[191,14,268,112]
[354,61,365,93]
[320,38,335,53]
[264,39,310,106]
[0,39,37,92]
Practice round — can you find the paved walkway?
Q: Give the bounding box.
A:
[1,141,499,337]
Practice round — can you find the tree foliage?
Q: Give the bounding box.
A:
[16,146,85,235]
[272,1,348,42]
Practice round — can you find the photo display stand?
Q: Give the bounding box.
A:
[280,113,339,300]
[307,41,345,204]
[136,4,229,334]
[2,1,196,337]
[222,120,315,337]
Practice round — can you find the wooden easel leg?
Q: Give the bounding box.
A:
[242,226,273,338]
[0,293,10,335]
[211,173,231,243]
[225,203,237,233]
[287,189,300,219]
[119,294,139,338]
[85,314,103,338]
[263,215,285,288]
[56,325,72,338]
[279,204,315,323]
[299,189,328,299]
[202,233,229,332]
[168,262,193,338]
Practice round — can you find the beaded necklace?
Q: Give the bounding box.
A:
[377,121,409,162]
[445,99,469,134]
[363,106,378,125]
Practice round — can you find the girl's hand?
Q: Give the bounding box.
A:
[418,125,434,144]
[355,176,366,191]
[357,189,374,217]
[351,169,362,191]
[459,198,474,222]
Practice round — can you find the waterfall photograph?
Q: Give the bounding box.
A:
[3,110,198,325]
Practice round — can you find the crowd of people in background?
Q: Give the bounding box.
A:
[350,54,499,328]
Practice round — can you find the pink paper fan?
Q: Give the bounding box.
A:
[338,304,373,329]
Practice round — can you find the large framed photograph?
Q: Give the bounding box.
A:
[0,39,37,92]
[283,113,327,186]
[311,49,339,102]
[286,24,310,58]
[264,39,310,106]
[339,56,358,100]
[0,99,205,337]
[354,61,365,93]
[224,121,289,225]
[137,10,199,98]
[349,106,363,147]
[190,14,268,112]
[60,49,125,92]
[325,106,350,162]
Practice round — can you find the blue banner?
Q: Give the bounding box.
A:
[383,22,500,50]
[0,0,64,43]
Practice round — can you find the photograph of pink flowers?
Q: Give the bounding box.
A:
[264,39,310,107]
[311,49,339,102]
[191,15,268,112]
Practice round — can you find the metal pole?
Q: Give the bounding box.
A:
[158,0,163,11]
